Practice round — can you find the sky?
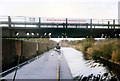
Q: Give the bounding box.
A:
[0,0,120,19]
[0,0,119,42]
[50,38,105,42]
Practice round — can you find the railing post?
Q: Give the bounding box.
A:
[8,16,11,27]
[63,23,65,28]
[90,19,92,30]
[66,18,68,28]
[86,23,88,28]
[39,17,41,28]
[108,21,110,29]
[113,20,115,31]
[76,25,77,28]
[57,24,58,28]
[25,17,26,27]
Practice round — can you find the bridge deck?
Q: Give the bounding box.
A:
[1,16,120,38]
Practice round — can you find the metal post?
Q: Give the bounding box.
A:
[66,18,68,28]
[113,20,115,31]
[24,17,26,27]
[86,23,88,28]
[39,17,41,28]
[108,21,110,29]
[90,19,92,30]
[13,42,22,81]
[8,16,11,27]
[76,25,77,28]
[63,23,65,28]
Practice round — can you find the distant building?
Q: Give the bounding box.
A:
[119,1,120,24]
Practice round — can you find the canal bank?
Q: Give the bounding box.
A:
[62,47,120,80]
[98,57,120,80]
[2,47,120,80]
[68,42,120,80]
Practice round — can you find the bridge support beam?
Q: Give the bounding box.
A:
[2,27,120,38]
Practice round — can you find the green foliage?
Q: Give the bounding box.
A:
[69,40,81,45]
[69,38,96,52]
[91,49,102,59]
[82,42,92,52]
[101,43,112,60]
[81,38,96,52]
[89,39,120,63]
[82,38,96,43]
[69,38,120,64]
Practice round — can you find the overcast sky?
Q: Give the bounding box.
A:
[0,0,119,42]
[0,0,120,19]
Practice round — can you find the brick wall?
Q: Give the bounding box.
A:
[2,39,55,71]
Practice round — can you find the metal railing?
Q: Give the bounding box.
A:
[0,16,120,29]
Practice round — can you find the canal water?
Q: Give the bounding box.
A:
[2,47,120,80]
[62,47,120,80]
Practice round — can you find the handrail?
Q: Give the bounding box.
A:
[0,16,120,29]
[0,56,40,77]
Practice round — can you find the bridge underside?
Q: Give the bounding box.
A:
[2,27,120,38]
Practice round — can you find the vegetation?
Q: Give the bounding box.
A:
[7,38,55,44]
[69,38,96,52]
[69,38,120,64]
[89,39,120,63]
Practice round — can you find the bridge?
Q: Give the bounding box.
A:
[0,16,120,38]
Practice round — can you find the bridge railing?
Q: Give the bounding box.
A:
[91,19,119,29]
[0,16,120,29]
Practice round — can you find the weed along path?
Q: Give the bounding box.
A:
[3,47,119,80]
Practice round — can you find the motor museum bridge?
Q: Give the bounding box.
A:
[0,16,120,38]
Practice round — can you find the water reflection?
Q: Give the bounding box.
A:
[83,51,120,80]
[62,47,120,80]
[95,58,120,80]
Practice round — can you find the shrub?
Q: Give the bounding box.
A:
[91,49,102,59]
[101,43,112,60]
[82,42,92,52]
[111,51,118,62]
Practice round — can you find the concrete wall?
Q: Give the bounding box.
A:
[15,40,21,56]
[22,41,37,58]
[2,39,17,65]
[38,43,48,53]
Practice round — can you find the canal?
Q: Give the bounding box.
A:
[62,47,120,80]
[2,47,120,81]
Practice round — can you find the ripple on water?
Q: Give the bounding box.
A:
[62,47,110,78]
